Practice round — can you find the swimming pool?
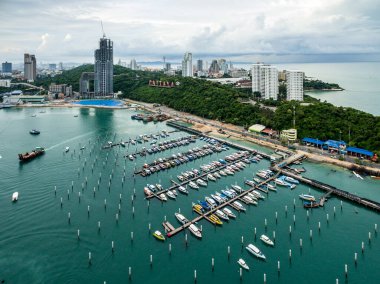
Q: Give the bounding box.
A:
[72,99,123,107]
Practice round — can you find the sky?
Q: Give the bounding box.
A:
[1,0,380,64]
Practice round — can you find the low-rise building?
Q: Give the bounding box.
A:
[248,124,266,133]
[280,128,297,142]
[49,83,73,97]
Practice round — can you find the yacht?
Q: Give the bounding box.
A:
[207,174,216,181]
[175,213,189,225]
[219,170,227,176]
[252,190,265,199]
[260,234,274,246]
[242,195,258,205]
[215,209,229,221]
[222,207,236,218]
[159,193,167,201]
[232,201,246,211]
[284,176,300,184]
[246,244,266,260]
[12,192,19,202]
[299,194,316,202]
[213,172,221,179]
[177,175,185,182]
[196,179,207,187]
[166,191,176,199]
[188,181,199,189]
[237,258,249,270]
[189,224,202,238]
[205,196,217,208]
[210,194,224,204]
[274,178,289,187]
[65,146,70,153]
[178,186,189,194]
[231,184,243,192]
[155,184,163,191]
[246,192,258,201]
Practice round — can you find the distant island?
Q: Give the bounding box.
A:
[34,65,379,153]
[304,79,344,91]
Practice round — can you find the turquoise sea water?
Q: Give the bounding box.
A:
[0,107,379,283]
[72,100,123,107]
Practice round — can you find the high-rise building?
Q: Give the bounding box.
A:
[251,63,278,100]
[165,62,171,71]
[24,54,37,81]
[182,52,193,77]
[209,60,220,74]
[130,59,137,70]
[94,36,113,97]
[196,59,203,72]
[286,70,304,101]
[49,64,57,71]
[2,62,12,74]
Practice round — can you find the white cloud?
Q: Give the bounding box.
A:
[37,33,49,51]
[63,33,72,42]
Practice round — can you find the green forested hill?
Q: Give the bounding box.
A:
[35,65,380,153]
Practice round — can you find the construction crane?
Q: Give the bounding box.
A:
[101,21,106,38]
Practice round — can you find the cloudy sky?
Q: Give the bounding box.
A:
[1,0,380,63]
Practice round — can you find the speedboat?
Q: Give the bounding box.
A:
[231,184,243,192]
[192,203,204,214]
[205,196,217,208]
[65,146,70,153]
[222,207,236,218]
[178,186,189,194]
[208,214,223,225]
[207,174,216,181]
[215,209,229,221]
[246,244,266,260]
[29,129,40,135]
[188,181,199,189]
[12,192,19,202]
[260,234,274,246]
[196,179,207,187]
[299,194,316,202]
[166,191,176,199]
[219,170,227,176]
[233,201,246,211]
[175,213,189,225]
[159,193,167,201]
[189,224,202,238]
[237,258,249,270]
[153,230,165,241]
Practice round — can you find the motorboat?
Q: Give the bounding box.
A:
[252,190,265,199]
[144,187,153,197]
[12,192,19,202]
[210,194,224,204]
[189,224,202,238]
[245,180,256,186]
[246,244,266,260]
[247,192,258,201]
[175,213,189,225]
[177,175,185,182]
[274,178,290,187]
[242,195,258,205]
[120,142,126,147]
[219,170,227,176]
[256,172,268,179]
[130,140,136,145]
[171,189,178,196]
[188,181,199,189]
[225,169,234,175]
[155,184,163,191]
[299,194,316,202]
[237,258,249,270]
[215,191,228,202]
[159,193,167,201]
[147,184,156,191]
[198,200,211,211]
[207,174,216,181]
[192,203,204,214]
[65,146,70,153]
[260,234,274,246]
[178,186,189,195]
[222,207,236,218]
[208,214,223,225]
[231,184,243,192]
[29,129,40,135]
[166,191,176,199]
[153,230,165,241]
[221,189,234,199]
[205,196,217,208]
[232,201,246,211]
[128,155,134,161]
[213,172,221,179]
[253,178,262,183]
[284,176,300,184]
[266,183,277,191]
[196,179,207,187]
[80,146,85,150]
[215,209,229,221]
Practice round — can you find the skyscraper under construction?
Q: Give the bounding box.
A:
[94,36,113,97]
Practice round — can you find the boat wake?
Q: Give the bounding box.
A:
[45,131,95,151]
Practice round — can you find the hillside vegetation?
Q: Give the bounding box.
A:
[35,65,380,153]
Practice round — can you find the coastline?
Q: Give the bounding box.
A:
[305,88,344,92]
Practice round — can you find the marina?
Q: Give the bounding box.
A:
[0,107,379,284]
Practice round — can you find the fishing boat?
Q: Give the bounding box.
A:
[166,191,176,199]
[299,194,316,202]
[237,258,249,270]
[159,193,167,201]
[189,224,202,238]
[178,186,189,195]
[205,196,217,208]
[144,187,153,197]
[29,129,40,135]
[207,173,216,181]
[12,192,19,202]
[215,210,229,221]
[188,181,199,189]
[175,213,189,225]
[18,147,45,161]
[196,179,207,187]
[231,184,243,192]
[153,230,165,241]
[260,234,274,246]
[232,201,246,211]
[208,214,223,225]
[222,207,236,218]
[284,176,300,184]
[65,146,70,153]
[219,170,227,176]
[246,244,266,260]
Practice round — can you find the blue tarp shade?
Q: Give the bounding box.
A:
[346,146,373,157]
[302,137,324,145]
[324,140,346,148]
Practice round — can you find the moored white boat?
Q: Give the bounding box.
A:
[260,234,274,246]
[299,194,316,202]
[175,212,189,225]
[205,196,217,208]
[215,209,229,221]
[196,179,207,187]
[178,186,189,194]
[189,223,202,238]
[246,244,266,260]
[222,207,236,218]
[159,193,167,201]
[166,191,176,199]
[231,184,243,192]
[65,146,70,153]
[188,181,199,189]
[12,192,19,202]
[207,173,216,181]
[237,258,249,270]
[233,201,246,211]
[219,170,227,176]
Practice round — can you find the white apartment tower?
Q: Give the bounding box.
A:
[251,63,278,100]
[182,52,193,77]
[286,70,304,101]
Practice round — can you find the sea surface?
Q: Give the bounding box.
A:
[0,107,379,283]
